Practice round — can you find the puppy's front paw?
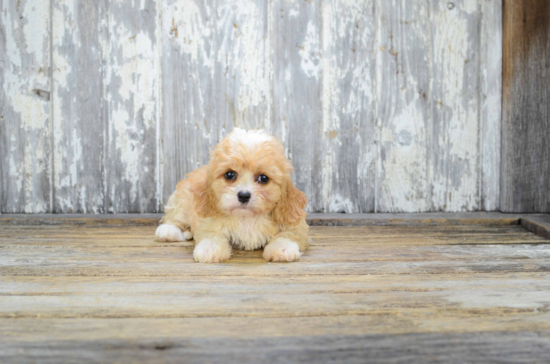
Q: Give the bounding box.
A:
[155,224,186,242]
[263,238,302,262]
[193,239,231,263]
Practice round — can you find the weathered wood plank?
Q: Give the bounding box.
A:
[272,0,322,211]
[2,273,549,319]
[0,212,525,227]
[521,215,550,239]
[2,313,550,342]
[2,330,550,364]
[376,1,431,212]
[51,0,106,213]
[480,0,502,211]
[501,0,550,212]
[0,225,544,247]
[161,0,271,206]
[430,0,482,211]
[0,0,52,213]
[319,0,376,213]
[104,0,160,213]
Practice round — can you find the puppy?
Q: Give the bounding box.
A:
[155,128,309,263]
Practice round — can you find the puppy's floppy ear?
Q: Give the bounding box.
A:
[272,178,307,226]
[187,169,217,218]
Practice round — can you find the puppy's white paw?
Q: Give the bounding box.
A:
[182,230,193,241]
[263,238,302,262]
[193,239,231,263]
[155,224,184,242]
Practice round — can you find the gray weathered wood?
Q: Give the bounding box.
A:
[1,0,506,213]
[319,0,376,213]
[501,0,550,212]
[105,0,160,213]
[2,331,550,364]
[430,0,482,211]
[0,0,52,213]
[51,0,106,213]
[480,0,502,211]
[272,0,323,211]
[1,218,550,362]
[376,1,432,212]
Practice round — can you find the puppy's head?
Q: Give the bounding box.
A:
[196,129,306,225]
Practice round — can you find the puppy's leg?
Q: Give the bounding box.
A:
[263,220,309,262]
[193,235,232,263]
[156,180,195,242]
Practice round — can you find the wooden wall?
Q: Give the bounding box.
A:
[501,0,550,212]
[1,0,502,213]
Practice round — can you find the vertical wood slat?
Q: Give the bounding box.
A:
[430,0,482,211]
[480,0,502,212]
[105,0,160,213]
[376,0,432,212]
[320,0,376,213]
[0,0,52,213]
[52,0,105,213]
[272,0,323,211]
[161,0,271,203]
[501,0,550,212]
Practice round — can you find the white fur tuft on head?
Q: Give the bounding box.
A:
[228,128,273,149]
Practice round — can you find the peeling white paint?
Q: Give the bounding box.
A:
[299,22,320,79]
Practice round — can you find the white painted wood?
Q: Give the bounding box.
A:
[480,0,502,211]
[0,0,504,213]
[105,0,160,213]
[0,0,52,213]
[376,0,432,212]
[320,0,376,213]
[51,0,106,213]
[429,0,482,211]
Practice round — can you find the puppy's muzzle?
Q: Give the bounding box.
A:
[238,191,251,204]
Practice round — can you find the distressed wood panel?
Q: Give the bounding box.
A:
[376,1,432,212]
[161,0,271,203]
[51,0,106,213]
[105,0,160,213]
[2,330,550,364]
[501,0,550,212]
[272,0,323,211]
[0,0,51,213]
[1,0,505,213]
[430,0,482,211]
[480,0,502,211]
[319,0,376,213]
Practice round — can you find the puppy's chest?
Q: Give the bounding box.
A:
[223,216,277,251]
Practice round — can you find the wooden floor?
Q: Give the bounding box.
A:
[1,214,550,363]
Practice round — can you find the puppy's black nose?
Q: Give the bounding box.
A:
[238,191,251,204]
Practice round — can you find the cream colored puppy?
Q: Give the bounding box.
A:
[155,128,309,263]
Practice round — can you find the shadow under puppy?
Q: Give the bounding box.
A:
[156,128,309,263]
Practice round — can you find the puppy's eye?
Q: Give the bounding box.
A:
[257,174,269,184]
[224,171,237,180]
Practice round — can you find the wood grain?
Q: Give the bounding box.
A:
[376,0,431,212]
[501,0,550,212]
[0,0,52,213]
[1,0,506,213]
[1,219,550,362]
[51,0,106,213]
[104,0,160,213]
[319,0,376,213]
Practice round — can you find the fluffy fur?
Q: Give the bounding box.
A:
[156,128,309,263]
